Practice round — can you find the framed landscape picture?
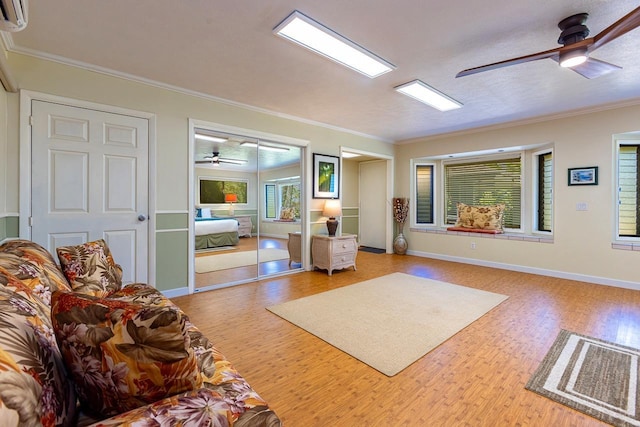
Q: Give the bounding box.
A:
[568,166,598,186]
[313,153,340,199]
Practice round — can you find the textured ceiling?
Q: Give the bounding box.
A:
[4,0,640,143]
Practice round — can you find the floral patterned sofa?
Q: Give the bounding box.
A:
[0,239,280,426]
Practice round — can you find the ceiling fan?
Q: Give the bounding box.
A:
[195,152,246,166]
[457,5,640,79]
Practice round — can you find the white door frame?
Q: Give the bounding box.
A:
[340,147,394,253]
[19,90,157,285]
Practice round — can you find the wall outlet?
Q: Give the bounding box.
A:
[471,242,476,249]
[576,202,588,211]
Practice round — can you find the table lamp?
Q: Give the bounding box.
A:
[225,193,238,215]
[323,199,342,236]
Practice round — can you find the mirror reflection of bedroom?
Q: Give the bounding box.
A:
[194,128,303,290]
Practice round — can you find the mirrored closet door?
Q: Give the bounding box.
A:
[193,128,303,291]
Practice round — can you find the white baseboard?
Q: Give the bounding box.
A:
[406,249,640,291]
[162,287,190,298]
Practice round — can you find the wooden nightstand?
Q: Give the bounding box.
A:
[311,234,357,276]
[233,215,252,237]
[287,232,302,266]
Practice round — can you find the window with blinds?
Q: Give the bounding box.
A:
[415,164,434,224]
[618,145,639,237]
[444,156,522,228]
[265,181,301,219]
[537,152,553,232]
[265,184,276,218]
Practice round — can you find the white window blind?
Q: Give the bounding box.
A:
[444,156,521,228]
[618,145,639,237]
[265,184,276,218]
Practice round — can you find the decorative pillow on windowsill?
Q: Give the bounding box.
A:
[454,202,505,232]
[51,291,202,419]
[56,239,123,297]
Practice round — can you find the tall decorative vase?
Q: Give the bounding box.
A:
[393,223,408,255]
[393,233,408,255]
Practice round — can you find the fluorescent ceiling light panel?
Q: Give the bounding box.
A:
[341,152,361,158]
[274,10,395,78]
[395,80,462,111]
[195,134,227,143]
[240,142,289,152]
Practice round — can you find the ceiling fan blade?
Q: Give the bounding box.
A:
[456,47,561,77]
[195,160,217,164]
[218,158,247,165]
[590,6,640,51]
[570,57,621,79]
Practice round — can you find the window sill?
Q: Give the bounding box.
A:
[611,242,640,252]
[409,227,554,243]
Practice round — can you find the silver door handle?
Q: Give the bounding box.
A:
[138,214,147,221]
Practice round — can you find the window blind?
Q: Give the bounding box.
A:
[265,184,276,218]
[415,164,434,224]
[618,145,639,237]
[538,152,553,232]
[444,156,521,228]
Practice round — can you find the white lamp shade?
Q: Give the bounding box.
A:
[323,199,342,217]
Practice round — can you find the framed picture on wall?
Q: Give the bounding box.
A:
[568,166,598,186]
[313,153,340,199]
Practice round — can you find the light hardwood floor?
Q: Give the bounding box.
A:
[173,250,640,426]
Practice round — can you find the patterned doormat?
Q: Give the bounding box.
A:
[359,246,386,254]
[526,330,640,426]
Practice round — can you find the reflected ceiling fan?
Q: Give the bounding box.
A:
[456,5,640,79]
[195,152,246,166]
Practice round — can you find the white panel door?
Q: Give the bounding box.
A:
[30,100,149,284]
[359,160,387,249]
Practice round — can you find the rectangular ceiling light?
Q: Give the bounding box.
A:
[395,80,462,111]
[240,142,290,152]
[274,10,395,78]
[195,133,227,143]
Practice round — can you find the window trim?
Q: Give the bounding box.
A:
[411,147,553,235]
[410,160,437,228]
[263,178,301,221]
[614,133,640,241]
[532,148,554,236]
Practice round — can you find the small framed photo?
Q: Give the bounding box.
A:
[313,153,340,199]
[568,166,598,186]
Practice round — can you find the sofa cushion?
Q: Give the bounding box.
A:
[0,239,72,306]
[51,291,202,418]
[0,268,77,427]
[88,388,281,426]
[56,240,123,297]
[454,202,505,231]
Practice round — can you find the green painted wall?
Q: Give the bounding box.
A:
[155,230,189,291]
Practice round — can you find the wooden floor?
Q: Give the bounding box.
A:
[195,237,300,289]
[172,251,640,426]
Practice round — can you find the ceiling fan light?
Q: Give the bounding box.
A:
[559,48,588,68]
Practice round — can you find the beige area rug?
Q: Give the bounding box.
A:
[526,330,640,427]
[266,272,508,376]
[195,248,289,273]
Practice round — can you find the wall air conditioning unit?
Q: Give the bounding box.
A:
[0,0,28,32]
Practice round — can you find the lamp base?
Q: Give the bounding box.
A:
[326,218,338,236]
[228,204,235,216]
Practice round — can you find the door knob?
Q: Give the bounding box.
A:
[138,214,147,222]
